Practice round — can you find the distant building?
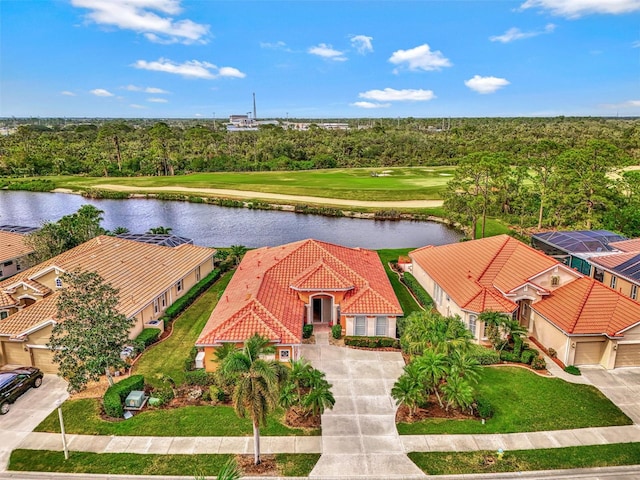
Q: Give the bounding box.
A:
[0,230,34,281]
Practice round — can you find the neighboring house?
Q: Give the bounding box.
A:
[0,230,35,281]
[532,231,640,303]
[410,235,640,369]
[0,235,215,373]
[196,239,402,371]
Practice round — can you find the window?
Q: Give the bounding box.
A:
[355,316,366,336]
[195,266,201,282]
[551,275,560,287]
[632,284,638,301]
[161,292,167,308]
[468,314,477,336]
[0,311,7,320]
[3,261,12,267]
[153,299,159,314]
[433,284,444,306]
[55,277,63,288]
[375,316,388,336]
[279,349,290,361]
[176,279,183,293]
[610,276,617,290]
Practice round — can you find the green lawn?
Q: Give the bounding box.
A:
[377,248,421,317]
[9,450,320,477]
[35,398,315,436]
[397,367,631,434]
[408,443,640,475]
[132,271,233,387]
[39,166,456,201]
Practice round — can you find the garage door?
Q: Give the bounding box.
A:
[31,348,58,373]
[615,344,640,368]
[2,342,31,366]
[574,341,604,365]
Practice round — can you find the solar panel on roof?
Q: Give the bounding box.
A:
[615,254,640,282]
[0,225,39,234]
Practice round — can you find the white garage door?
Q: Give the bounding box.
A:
[574,341,604,365]
[615,344,640,368]
[31,348,58,373]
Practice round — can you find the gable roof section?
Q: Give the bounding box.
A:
[591,252,640,284]
[533,277,640,336]
[608,239,640,253]
[410,235,558,314]
[0,231,33,264]
[0,236,214,337]
[197,239,402,346]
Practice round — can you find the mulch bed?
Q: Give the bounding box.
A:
[236,454,279,476]
[285,407,321,429]
[396,396,476,423]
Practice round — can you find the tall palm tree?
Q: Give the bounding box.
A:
[229,244,248,266]
[221,334,288,465]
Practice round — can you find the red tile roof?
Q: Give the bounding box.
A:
[410,235,558,314]
[197,239,402,346]
[0,231,33,264]
[610,239,640,253]
[534,277,640,336]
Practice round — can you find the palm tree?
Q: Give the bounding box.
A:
[480,311,526,352]
[391,365,425,418]
[302,379,335,417]
[229,244,248,266]
[441,375,474,413]
[111,226,130,235]
[415,349,447,408]
[447,350,482,384]
[147,226,173,234]
[221,334,288,465]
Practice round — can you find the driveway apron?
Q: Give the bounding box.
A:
[301,330,425,478]
[581,366,640,424]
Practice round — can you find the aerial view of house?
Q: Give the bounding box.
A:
[0,235,215,373]
[196,238,403,370]
[0,228,36,281]
[410,234,640,369]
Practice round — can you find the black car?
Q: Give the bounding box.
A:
[0,367,44,414]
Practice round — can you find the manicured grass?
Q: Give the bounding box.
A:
[377,248,421,317]
[132,271,233,387]
[9,450,320,477]
[42,167,456,201]
[397,367,631,434]
[408,443,640,475]
[474,217,511,238]
[34,398,316,436]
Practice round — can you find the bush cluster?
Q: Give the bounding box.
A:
[344,336,400,349]
[564,365,581,376]
[302,324,313,339]
[520,349,539,365]
[475,397,494,419]
[135,328,161,348]
[499,351,521,363]
[468,344,500,365]
[152,386,175,406]
[102,375,145,418]
[531,356,546,370]
[402,273,434,309]
[184,369,216,386]
[331,324,342,339]
[184,346,199,371]
[162,268,222,323]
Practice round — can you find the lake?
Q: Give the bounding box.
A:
[0,190,461,249]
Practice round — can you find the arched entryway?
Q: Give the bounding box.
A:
[310,294,333,324]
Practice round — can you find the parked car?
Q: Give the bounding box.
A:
[0,367,44,414]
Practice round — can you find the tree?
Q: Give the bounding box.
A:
[229,245,248,266]
[400,311,472,356]
[280,359,335,418]
[49,270,132,392]
[414,349,447,408]
[480,310,526,352]
[147,226,173,234]
[25,205,106,263]
[440,375,474,412]
[110,226,130,235]
[221,334,288,465]
[391,362,425,418]
[528,140,562,229]
[446,350,482,385]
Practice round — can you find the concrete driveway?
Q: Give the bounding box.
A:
[0,374,68,471]
[580,366,640,424]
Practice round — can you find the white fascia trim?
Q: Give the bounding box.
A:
[19,319,57,337]
[29,265,66,281]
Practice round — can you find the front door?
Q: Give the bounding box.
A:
[518,300,531,329]
[312,298,322,323]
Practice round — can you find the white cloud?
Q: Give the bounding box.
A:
[130,104,147,109]
[601,99,640,109]
[71,0,210,44]
[132,58,246,79]
[61,91,76,96]
[260,41,291,51]
[124,84,170,93]
[490,23,556,43]
[520,0,640,17]
[90,88,114,97]
[351,101,391,109]
[147,97,168,103]
[350,35,373,54]
[359,88,436,102]
[308,43,347,61]
[464,75,510,94]
[389,44,452,73]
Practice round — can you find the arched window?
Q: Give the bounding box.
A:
[55,277,63,288]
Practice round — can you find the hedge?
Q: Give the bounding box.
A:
[103,375,145,418]
[344,336,400,349]
[184,369,217,386]
[135,328,161,348]
[162,267,223,323]
[402,272,433,309]
[468,343,500,365]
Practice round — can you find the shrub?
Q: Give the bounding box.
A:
[102,375,145,418]
[548,348,557,358]
[475,397,494,419]
[302,324,314,339]
[184,346,199,372]
[499,351,521,363]
[153,386,175,406]
[402,272,433,309]
[184,369,216,386]
[209,385,225,403]
[513,336,524,357]
[344,336,400,349]
[531,356,546,370]
[564,365,582,376]
[331,324,342,339]
[468,344,500,365]
[520,349,539,365]
[162,268,222,323]
[135,328,161,348]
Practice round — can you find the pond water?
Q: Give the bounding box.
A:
[0,190,461,249]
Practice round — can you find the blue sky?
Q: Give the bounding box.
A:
[1,0,639,118]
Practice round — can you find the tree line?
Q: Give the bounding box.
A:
[0,117,638,176]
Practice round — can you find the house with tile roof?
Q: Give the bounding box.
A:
[0,231,34,281]
[196,239,403,371]
[0,235,215,373]
[410,235,640,369]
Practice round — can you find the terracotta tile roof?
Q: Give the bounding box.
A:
[0,231,33,263]
[4,279,52,296]
[410,235,558,314]
[197,239,402,346]
[609,239,640,253]
[533,277,640,336]
[0,236,214,337]
[0,294,59,337]
[590,252,640,284]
